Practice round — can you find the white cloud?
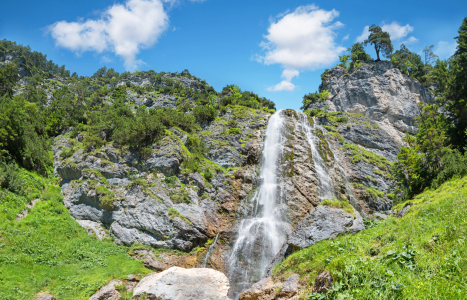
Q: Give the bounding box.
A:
[281,69,299,81]
[258,5,345,92]
[435,40,457,59]
[342,34,349,41]
[48,0,173,70]
[356,22,414,43]
[267,80,296,92]
[381,21,413,40]
[402,36,418,45]
[356,25,369,42]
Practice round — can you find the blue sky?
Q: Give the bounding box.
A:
[1,0,466,110]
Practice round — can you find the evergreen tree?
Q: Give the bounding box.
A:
[364,25,393,61]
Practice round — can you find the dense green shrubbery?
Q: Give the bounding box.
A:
[0,39,71,78]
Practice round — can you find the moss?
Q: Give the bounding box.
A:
[168,208,192,225]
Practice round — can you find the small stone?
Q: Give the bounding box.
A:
[312,271,333,294]
[36,294,56,300]
[143,258,168,272]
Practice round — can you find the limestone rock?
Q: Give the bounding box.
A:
[132,267,230,300]
[88,279,122,300]
[36,294,56,300]
[238,277,277,300]
[312,271,333,294]
[312,61,433,141]
[278,274,300,298]
[288,205,364,249]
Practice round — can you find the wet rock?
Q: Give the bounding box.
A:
[238,277,277,300]
[312,271,333,294]
[88,279,122,300]
[288,205,364,249]
[132,267,230,300]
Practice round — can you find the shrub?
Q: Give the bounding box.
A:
[193,105,217,122]
[0,162,23,195]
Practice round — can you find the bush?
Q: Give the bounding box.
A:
[0,162,23,195]
[193,105,217,122]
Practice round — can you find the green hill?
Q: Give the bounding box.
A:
[273,176,467,299]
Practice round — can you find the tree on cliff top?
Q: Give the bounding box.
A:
[364,25,393,61]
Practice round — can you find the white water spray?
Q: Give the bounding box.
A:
[227,110,287,299]
[296,112,335,201]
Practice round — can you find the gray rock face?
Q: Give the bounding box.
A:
[311,61,433,145]
[288,205,364,249]
[132,267,230,300]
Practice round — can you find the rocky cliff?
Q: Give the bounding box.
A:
[48,61,432,298]
[311,61,433,146]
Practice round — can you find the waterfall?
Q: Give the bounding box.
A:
[227,110,288,299]
[296,112,335,201]
[203,233,219,268]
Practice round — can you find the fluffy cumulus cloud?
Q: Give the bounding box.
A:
[48,0,172,70]
[356,22,417,44]
[257,5,345,92]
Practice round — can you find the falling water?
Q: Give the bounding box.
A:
[296,112,336,201]
[203,233,219,268]
[227,110,288,299]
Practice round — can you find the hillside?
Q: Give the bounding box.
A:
[1,15,467,299]
[269,176,467,299]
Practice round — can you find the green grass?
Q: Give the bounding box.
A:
[273,176,467,299]
[343,143,392,171]
[168,208,192,225]
[0,169,147,300]
[319,199,355,214]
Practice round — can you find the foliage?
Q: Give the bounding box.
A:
[0,95,50,172]
[347,43,372,69]
[300,90,329,111]
[274,176,467,299]
[392,103,450,201]
[364,25,393,61]
[390,44,425,83]
[0,169,146,299]
[0,39,71,78]
[193,105,217,122]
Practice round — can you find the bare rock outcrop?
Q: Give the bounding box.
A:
[288,205,364,250]
[312,61,434,145]
[132,267,230,300]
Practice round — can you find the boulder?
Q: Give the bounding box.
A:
[238,274,299,300]
[238,277,277,300]
[288,205,364,249]
[132,267,230,300]
[88,279,122,300]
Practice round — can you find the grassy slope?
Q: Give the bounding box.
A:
[273,176,467,299]
[0,169,148,300]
